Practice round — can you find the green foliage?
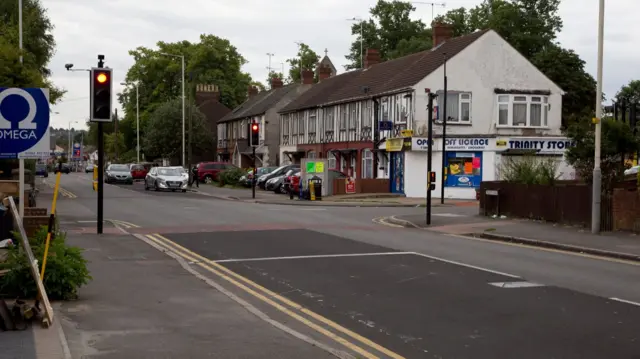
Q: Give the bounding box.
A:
[616,80,640,105]
[105,132,126,162]
[565,118,640,191]
[287,43,320,83]
[0,227,91,300]
[143,99,213,161]
[267,71,286,87]
[0,0,64,103]
[500,155,560,185]
[217,168,246,186]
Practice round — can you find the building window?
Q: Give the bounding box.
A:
[381,99,389,122]
[340,156,346,173]
[240,121,246,138]
[497,94,549,127]
[362,101,371,128]
[327,151,337,169]
[437,92,471,123]
[307,151,316,159]
[309,113,317,135]
[298,113,304,135]
[362,149,374,179]
[340,105,347,130]
[233,122,238,138]
[445,152,482,187]
[324,111,334,132]
[349,103,357,129]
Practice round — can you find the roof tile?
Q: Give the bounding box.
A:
[220,84,300,123]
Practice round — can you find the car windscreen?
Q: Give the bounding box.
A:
[157,168,181,176]
[108,165,129,171]
[131,165,144,171]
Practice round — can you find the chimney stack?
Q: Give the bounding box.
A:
[318,65,332,81]
[195,84,220,102]
[247,85,259,97]
[364,49,380,69]
[301,70,315,85]
[270,77,283,89]
[432,22,454,47]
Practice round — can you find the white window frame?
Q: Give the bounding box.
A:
[496,94,550,128]
[327,151,337,169]
[298,113,305,135]
[362,149,374,179]
[340,104,347,130]
[436,91,472,123]
[349,103,357,129]
[324,110,334,132]
[309,113,317,134]
[307,151,316,159]
[240,120,246,138]
[362,101,372,128]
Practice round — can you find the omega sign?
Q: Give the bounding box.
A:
[445,138,489,151]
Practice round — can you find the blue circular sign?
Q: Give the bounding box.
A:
[0,88,50,155]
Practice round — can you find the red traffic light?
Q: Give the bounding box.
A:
[251,124,259,132]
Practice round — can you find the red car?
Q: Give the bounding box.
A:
[197,162,237,183]
[129,164,149,180]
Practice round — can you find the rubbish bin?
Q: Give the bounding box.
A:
[309,176,322,201]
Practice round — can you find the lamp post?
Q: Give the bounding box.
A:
[159,52,185,167]
[68,120,78,164]
[121,82,140,163]
[347,17,364,68]
[591,0,605,234]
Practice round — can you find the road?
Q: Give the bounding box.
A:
[48,171,640,358]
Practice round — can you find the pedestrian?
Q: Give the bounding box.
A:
[189,165,199,188]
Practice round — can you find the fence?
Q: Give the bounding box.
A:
[332,178,389,195]
[480,181,613,231]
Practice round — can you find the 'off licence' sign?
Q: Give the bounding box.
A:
[445,138,489,151]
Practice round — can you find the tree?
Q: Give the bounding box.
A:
[615,80,640,105]
[345,1,430,69]
[143,99,213,162]
[287,43,320,83]
[0,0,64,103]
[104,132,125,161]
[565,118,640,191]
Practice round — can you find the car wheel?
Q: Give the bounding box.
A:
[154,181,159,191]
[275,183,283,194]
[204,175,213,184]
[181,189,187,193]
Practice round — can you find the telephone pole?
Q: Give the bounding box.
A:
[412,1,446,22]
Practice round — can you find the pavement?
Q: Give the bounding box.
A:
[386,211,640,262]
[9,171,639,358]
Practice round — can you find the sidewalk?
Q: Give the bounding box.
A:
[56,231,336,358]
[389,213,640,262]
[192,184,479,207]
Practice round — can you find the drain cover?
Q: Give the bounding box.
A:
[489,281,544,288]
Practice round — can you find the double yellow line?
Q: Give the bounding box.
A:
[58,187,77,198]
[141,231,405,359]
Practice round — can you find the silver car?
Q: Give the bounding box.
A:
[144,167,188,192]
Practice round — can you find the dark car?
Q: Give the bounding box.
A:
[35,164,48,177]
[197,162,237,183]
[256,164,299,190]
[54,163,70,174]
[105,164,133,184]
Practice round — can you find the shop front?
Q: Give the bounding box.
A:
[386,137,411,194]
[495,137,576,180]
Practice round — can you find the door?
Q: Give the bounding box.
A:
[390,152,404,194]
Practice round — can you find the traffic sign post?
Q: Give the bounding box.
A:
[0,87,51,218]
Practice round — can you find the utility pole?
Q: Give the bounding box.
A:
[440,53,447,204]
[188,76,193,172]
[591,0,605,234]
[347,18,364,68]
[426,90,437,225]
[412,1,446,22]
[113,108,118,161]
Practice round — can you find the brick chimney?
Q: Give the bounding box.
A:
[364,49,380,69]
[318,65,332,81]
[270,77,283,89]
[301,70,315,85]
[247,85,259,97]
[432,22,454,47]
[196,84,220,102]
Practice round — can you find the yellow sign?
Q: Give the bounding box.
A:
[92,166,98,191]
[315,162,324,173]
[400,129,413,138]
[386,138,404,152]
[496,139,507,147]
[309,180,315,201]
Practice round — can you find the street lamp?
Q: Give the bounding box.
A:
[346,17,364,69]
[158,52,186,167]
[68,120,78,161]
[64,63,90,73]
[591,0,605,234]
[121,82,140,163]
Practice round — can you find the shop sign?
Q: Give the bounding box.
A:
[386,137,411,152]
[411,137,433,151]
[400,129,413,138]
[345,177,356,194]
[497,137,575,154]
[445,138,490,151]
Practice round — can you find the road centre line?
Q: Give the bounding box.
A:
[147,233,405,359]
[144,233,393,359]
[213,252,414,263]
[610,297,640,307]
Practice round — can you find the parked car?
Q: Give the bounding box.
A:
[196,162,237,183]
[145,167,188,192]
[129,164,148,180]
[54,163,70,174]
[282,169,300,193]
[239,166,278,187]
[256,164,299,190]
[104,164,133,184]
[35,164,48,177]
[85,164,95,173]
[265,174,286,192]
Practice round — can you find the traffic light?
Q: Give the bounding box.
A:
[90,68,113,122]
[250,122,260,147]
[428,171,436,191]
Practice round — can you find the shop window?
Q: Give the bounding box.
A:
[445,152,482,187]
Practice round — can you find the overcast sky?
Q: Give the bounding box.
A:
[44,0,638,130]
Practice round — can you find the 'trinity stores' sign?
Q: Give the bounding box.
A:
[496,137,575,154]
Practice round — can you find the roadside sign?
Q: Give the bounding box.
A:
[0,88,50,159]
[345,177,356,194]
[72,143,81,160]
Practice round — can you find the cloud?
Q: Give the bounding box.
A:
[43,0,639,128]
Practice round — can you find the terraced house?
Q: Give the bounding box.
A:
[278,23,569,199]
[217,76,313,167]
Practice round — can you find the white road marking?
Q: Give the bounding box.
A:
[410,252,521,278]
[76,220,97,223]
[610,297,640,307]
[432,213,467,217]
[214,252,414,263]
[489,281,544,288]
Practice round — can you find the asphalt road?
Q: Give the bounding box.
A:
[49,172,640,358]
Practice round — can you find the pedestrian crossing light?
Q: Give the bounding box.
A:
[250,122,260,147]
[90,68,113,122]
[428,171,436,191]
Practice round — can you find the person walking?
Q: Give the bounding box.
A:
[189,165,199,188]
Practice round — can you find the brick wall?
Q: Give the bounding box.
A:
[23,216,49,237]
[612,186,640,231]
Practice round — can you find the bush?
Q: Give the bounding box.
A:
[217,168,246,187]
[0,226,91,300]
[500,155,559,185]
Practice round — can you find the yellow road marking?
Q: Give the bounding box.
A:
[446,233,640,267]
[150,233,405,359]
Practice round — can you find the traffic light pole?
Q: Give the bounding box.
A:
[96,56,105,234]
[252,146,256,199]
[426,91,436,226]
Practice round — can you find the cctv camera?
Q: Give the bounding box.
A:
[97,54,105,60]
[65,64,73,70]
